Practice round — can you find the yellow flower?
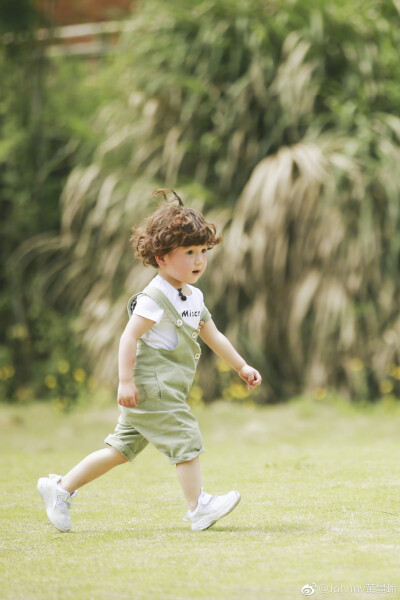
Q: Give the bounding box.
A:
[57,360,70,374]
[380,380,393,395]
[9,324,28,340]
[73,368,86,383]
[45,375,57,389]
[216,359,231,373]
[229,382,251,399]
[5,365,15,378]
[349,358,364,372]
[189,385,204,407]
[313,387,327,401]
[190,385,203,401]
[0,365,15,379]
[388,365,400,380]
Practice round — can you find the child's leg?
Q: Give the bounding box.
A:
[176,456,202,511]
[60,447,128,494]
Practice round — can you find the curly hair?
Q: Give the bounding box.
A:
[131,189,222,268]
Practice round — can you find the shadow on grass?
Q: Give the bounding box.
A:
[51,522,327,537]
[203,524,327,535]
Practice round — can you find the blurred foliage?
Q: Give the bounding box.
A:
[0,1,114,406]
[3,0,400,404]
[0,0,46,34]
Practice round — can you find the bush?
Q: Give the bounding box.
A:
[5,0,400,404]
[0,30,114,403]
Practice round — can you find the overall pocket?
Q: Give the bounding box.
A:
[135,373,162,411]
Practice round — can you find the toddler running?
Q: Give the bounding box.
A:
[37,189,262,532]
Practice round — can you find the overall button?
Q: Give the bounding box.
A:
[191,332,198,338]
[176,319,183,327]
[194,353,201,360]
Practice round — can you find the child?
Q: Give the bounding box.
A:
[37,189,262,532]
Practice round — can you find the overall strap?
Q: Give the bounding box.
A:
[127,287,196,331]
[140,287,191,328]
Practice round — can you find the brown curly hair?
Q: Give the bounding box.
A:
[131,189,222,268]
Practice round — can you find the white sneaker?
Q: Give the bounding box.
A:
[37,474,76,532]
[183,488,241,531]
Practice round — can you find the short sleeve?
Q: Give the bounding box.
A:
[200,304,212,323]
[133,294,164,323]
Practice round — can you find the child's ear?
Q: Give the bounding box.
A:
[155,255,166,267]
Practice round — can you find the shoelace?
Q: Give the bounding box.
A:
[55,490,76,511]
[183,491,217,521]
[55,495,70,512]
[199,492,216,509]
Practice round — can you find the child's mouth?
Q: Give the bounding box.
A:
[192,270,201,275]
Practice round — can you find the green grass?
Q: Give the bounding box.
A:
[1,397,400,600]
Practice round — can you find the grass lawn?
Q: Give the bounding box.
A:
[1,396,400,600]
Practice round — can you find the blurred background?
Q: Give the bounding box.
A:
[1,0,400,410]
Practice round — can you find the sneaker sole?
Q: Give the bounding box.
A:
[191,492,241,531]
[37,478,71,532]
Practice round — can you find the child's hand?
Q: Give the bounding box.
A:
[118,380,139,407]
[237,365,262,390]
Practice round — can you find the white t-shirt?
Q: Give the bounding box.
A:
[132,274,208,350]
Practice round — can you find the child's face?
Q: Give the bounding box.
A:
[156,245,209,286]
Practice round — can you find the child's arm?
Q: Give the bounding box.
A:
[199,319,262,390]
[118,314,155,407]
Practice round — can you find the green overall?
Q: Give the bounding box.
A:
[105,286,211,464]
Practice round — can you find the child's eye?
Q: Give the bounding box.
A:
[202,248,208,253]
[186,250,194,255]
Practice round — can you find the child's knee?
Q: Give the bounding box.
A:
[109,446,129,464]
